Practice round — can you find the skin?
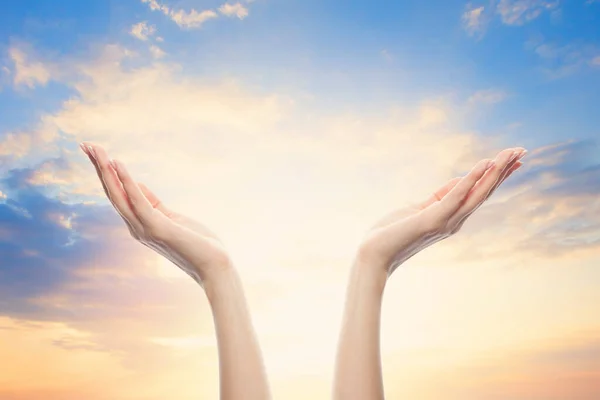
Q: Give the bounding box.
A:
[332,147,528,400]
[80,142,272,400]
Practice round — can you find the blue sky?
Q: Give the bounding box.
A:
[1,1,600,399]
[2,0,599,145]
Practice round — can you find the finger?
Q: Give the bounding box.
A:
[419,177,462,209]
[485,159,524,201]
[111,159,157,225]
[138,182,171,214]
[84,143,143,229]
[80,143,140,231]
[433,157,496,219]
[451,149,525,225]
[80,143,111,201]
[453,160,523,232]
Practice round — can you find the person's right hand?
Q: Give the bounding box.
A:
[356,147,527,277]
[81,142,232,287]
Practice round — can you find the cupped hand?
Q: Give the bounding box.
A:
[357,147,527,277]
[80,142,232,286]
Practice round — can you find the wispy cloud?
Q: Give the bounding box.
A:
[141,0,253,29]
[462,4,487,37]
[149,44,166,59]
[496,0,559,26]
[141,0,217,28]
[462,0,560,37]
[526,38,600,78]
[219,2,250,19]
[442,138,600,265]
[129,21,156,41]
[8,46,51,89]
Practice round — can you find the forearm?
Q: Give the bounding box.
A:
[203,266,271,400]
[333,255,389,400]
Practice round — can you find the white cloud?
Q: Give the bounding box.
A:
[141,0,219,28]
[141,0,169,13]
[141,0,253,28]
[0,132,33,158]
[8,41,600,392]
[149,45,166,59]
[9,46,51,88]
[462,5,487,37]
[130,21,156,41]
[219,2,249,19]
[463,0,561,37]
[496,0,559,26]
[169,9,219,28]
[1,43,291,172]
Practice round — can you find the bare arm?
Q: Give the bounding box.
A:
[204,267,272,400]
[333,255,388,400]
[332,147,527,400]
[81,143,271,400]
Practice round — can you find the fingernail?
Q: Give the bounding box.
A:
[518,149,528,159]
[509,151,520,163]
[79,143,88,154]
[87,145,96,160]
[109,159,118,171]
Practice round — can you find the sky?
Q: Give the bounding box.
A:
[0,0,599,399]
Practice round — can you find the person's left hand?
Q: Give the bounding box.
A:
[356,147,527,277]
[81,142,232,286]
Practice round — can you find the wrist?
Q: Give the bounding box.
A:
[201,263,242,303]
[349,254,389,298]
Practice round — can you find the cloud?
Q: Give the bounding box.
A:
[168,8,219,28]
[432,138,600,265]
[0,133,33,159]
[149,44,166,59]
[496,0,559,26]
[463,0,560,37]
[141,0,219,28]
[219,2,250,19]
[129,21,156,41]
[3,38,600,397]
[0,115,61,165]
[526,39,600,78]
[0,161,225,372]
[140,0,254,28]
[0,43,290,173]
[8,45,51,88]
[462,5,488,37]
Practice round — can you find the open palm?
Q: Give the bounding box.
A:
[358,147,527,276]
[82,143,230,284]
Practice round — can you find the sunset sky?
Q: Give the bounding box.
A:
[1,0,600,399]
